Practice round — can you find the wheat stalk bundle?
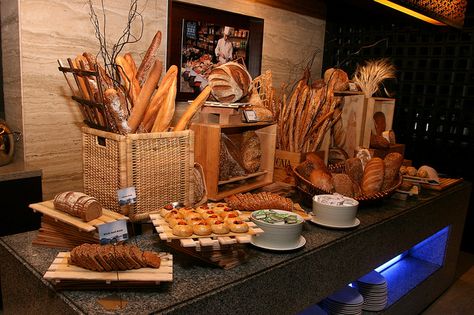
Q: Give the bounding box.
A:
[353,58,396,98]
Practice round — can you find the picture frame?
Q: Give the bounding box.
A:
[168,1,264,101]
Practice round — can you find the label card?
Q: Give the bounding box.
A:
[98,220,129,245]
[243,109,258,123]
[117,187,136,206]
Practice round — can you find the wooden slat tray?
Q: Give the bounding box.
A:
[149,213,263,250]
[44,252,173,288]
[29,200,128,232]
[422,177,463,191]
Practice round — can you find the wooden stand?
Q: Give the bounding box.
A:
[190,121,277,200]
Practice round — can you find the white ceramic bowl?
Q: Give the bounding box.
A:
[312,194,359,226]
[250,209,304,248]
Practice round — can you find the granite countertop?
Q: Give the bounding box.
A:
[0,159,42,181]
[0,182,469,314]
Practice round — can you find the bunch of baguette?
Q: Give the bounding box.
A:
[59,30,211,134]
[296,152,403,198]
[275,68,349,153]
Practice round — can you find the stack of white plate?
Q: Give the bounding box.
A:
[321,286,364,315]
[354,270,388,312]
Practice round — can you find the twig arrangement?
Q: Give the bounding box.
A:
[353,58,396,98]
[276,69,342,153]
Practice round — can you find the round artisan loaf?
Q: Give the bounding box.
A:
[332,173,355,197]
[208,62,252,103]
[241,131,262,173]
[324,68,349,91]
[381,152,403,190]
[344,157,364,185]
[361,158,385,195]
[310,169,334,192]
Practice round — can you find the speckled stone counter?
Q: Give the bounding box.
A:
[0,182,471,315]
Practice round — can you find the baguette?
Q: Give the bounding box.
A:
[104,88,131,134]
[128,60,163,132]
[152,72,177,132]
[141,65,177,131]
[136,30,162,86]
[174,86,211,131]
[361,157,384,195]
[116,55,140,106]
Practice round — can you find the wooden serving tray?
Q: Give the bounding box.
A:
[44,252,173,288]
[422,177,463,191]
[149,213,263,250]
[30,200,128,232]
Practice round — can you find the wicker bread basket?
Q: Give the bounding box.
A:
[292,162,402,207]
[82,127,196,222]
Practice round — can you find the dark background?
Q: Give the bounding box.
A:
[323,0,474,253]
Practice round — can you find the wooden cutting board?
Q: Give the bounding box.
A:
[44,252,173,288]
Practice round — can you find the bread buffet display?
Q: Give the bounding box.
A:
[23,9,461,292]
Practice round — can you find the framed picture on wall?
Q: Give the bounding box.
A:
[168,1,264,101]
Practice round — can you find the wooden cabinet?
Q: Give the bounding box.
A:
[190,122,276,200]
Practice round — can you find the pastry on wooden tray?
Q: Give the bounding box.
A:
[69,243,161,272]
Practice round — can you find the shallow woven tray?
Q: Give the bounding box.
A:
[292,163,402,206]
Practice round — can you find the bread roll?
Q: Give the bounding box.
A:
[382,152,403,190]
[345,157,364,185]
[208,62,252,103]
[370,134,390,149]
[241,131,262,173]
[309,169,334,192]
[332,173,354,197]
[373,111,386,136]
[361,157,384,195]
[305,152,328,173]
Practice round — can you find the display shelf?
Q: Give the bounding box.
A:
[190,122,276,200]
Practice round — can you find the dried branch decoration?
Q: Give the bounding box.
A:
[353,58,396,98]
[88,0,144,85]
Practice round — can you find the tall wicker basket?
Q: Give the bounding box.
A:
[82,127,195,222]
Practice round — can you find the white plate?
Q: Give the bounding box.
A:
[250,235,306,251]
[310,217,360,229]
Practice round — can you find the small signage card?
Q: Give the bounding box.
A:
[98,220,129,245]
[243,109,258,123]
[117,187,136,206]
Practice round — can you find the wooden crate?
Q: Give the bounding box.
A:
[190,122,276,200]
[82,127,195,222]
[334,93,395,157]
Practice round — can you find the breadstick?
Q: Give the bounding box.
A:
[290,85,309,152]
[136,30,162,86]
[141,65,178,131]
[174,85,211,131]
[152,74,177,132]
[127,60,163,132]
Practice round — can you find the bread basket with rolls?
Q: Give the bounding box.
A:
[292,152,403,207]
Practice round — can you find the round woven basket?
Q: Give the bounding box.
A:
[292,163,402,207]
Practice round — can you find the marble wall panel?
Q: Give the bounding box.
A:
[3,0,324,199]
[1,0,24,162]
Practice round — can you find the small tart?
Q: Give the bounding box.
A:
[211,220,230,234]
[187,217,205,226]
[172,222,194,237]
[201,210,217,219]
[228,219,249,233]
[165,210,183,222]
[195,204,210,213]
[178,207,196,216]
[211,203,228,213]
[193,222,212,236]
[168,217,187,228]
[184,211,202,221]
[219,210,240,219]
[205,214,221,225]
